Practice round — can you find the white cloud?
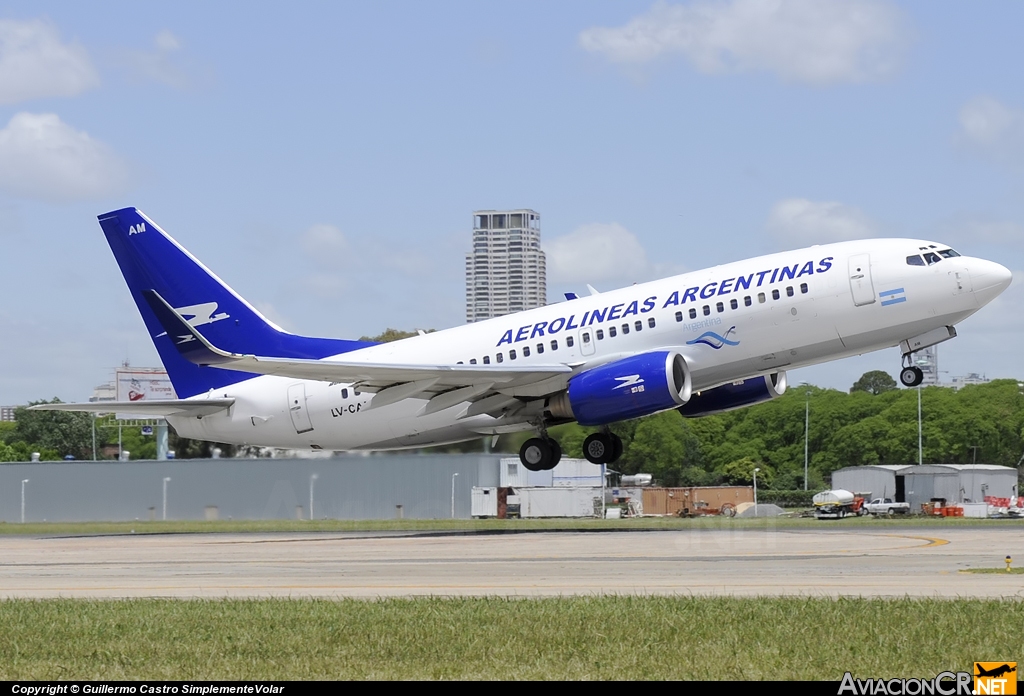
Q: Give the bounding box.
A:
[768,198,876,244]
[546,222,651,284]
[0,19,98,104]
[578,0,906,85]
[942,215,1024,247]
[0,112,131,201]
[301,223,348,256]
[958,96,1024,162]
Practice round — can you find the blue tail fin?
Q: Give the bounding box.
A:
[99,207,375,398]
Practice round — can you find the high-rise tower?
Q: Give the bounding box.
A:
[465,209,546,322]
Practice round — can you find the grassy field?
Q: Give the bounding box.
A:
[1,514,1021,536]
[0,596,1020,680]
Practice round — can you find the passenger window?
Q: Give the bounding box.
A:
[622,324,630,334]
[523,346,530,357]
[744,296,752,307]
[758,292,766,303]
[509,349,516,360]
[457,361,464,365]
[609,326,617,337]
[483,356,490,364]
[536,343,544,354]
[800,283,808,294]
[772,289,780,300]
[354,389,361,396]
[730,299,738,310]
[551,340,558,350]
[566,336,575,347]
[716,302,724,313]
[634,320,642,331]
[496,352,503,363]
[470,358,477,364]
[581,332,590,344]
[906,255,925,266]
[596,329,604,340]
[675,311,683,322]
[786,286,794,297]
[648,317,656,328]
[689,308,697,319]
[703,305,710,316]
[341,388,349,399]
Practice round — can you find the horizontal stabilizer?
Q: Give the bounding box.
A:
[29,399,235,417]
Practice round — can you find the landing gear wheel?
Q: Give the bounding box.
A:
[547,439,562,470]
[520,438,551,472]
[519,437,561,472]
[609,434,623,464]
[899,366,924,387]
[583,433,613,464]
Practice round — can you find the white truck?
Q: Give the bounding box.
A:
[812,489,866,519]
[863,498,911,516]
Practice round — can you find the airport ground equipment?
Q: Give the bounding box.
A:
[813,489,865,519]
[863,498,911,516]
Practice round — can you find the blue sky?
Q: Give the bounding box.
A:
[1,1,1023,403]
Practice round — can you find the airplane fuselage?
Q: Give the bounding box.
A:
[169,238,1006,450]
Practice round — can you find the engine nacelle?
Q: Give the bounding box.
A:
[550,351,692,426]
[677,372,788,418]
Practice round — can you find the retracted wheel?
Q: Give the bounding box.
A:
[899,366,924,387]
[520,437,554,472]
[583,433,612,464]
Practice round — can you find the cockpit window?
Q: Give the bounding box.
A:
[923,252,941,265]
[938,249,961,258]
[906,255,925,266]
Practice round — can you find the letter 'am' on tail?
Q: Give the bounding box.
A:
[98,208,375,399]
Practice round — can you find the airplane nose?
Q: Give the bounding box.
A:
[971,259,1013,306]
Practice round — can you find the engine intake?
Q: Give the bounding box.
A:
[549,350,692,426]
[677,372,788,418]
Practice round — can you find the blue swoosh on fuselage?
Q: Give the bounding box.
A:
[686,327,740,350]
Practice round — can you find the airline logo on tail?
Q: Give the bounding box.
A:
[129,223,146,235]
[156,302,230,342]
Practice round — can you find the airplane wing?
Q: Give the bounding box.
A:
[29,399,235,417]
[143,290,574,408]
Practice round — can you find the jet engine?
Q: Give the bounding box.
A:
[546,350,692,426]
[677,372,788,418]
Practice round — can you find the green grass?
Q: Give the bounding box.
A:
[0,597,1021,680]
[961,567,1024,574]
[0,515,1021,536]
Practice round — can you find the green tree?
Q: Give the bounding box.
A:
[719,457,773,487]
[850,370,898,395]
[13,400,93,460]
[359,328,435,343]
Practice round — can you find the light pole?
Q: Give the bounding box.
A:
[917,386,923,465]
[803,384,810,491]
[451,472,459,519]
[309,473,318,521]
[162,477,171,521]
[20,479,28,524]
[753,468,760,517]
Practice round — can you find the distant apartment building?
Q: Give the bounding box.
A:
[0,406,15,422]
[465,209,546,322]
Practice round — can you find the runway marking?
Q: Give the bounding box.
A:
[880,534,949,548]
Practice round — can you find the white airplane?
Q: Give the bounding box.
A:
[35,208,1012,471]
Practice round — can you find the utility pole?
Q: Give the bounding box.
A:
[917,386,923,465]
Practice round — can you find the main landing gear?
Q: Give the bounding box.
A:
[582,431,623,465]
[518,428,624,472]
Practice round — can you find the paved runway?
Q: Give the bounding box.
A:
[1,527,1022,599]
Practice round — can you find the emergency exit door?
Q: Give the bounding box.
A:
[287,383,314,434]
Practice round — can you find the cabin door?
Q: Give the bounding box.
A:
[848,254,876,306]
[287,383,314,434]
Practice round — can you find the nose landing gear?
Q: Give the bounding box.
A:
[899,360,924,388]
